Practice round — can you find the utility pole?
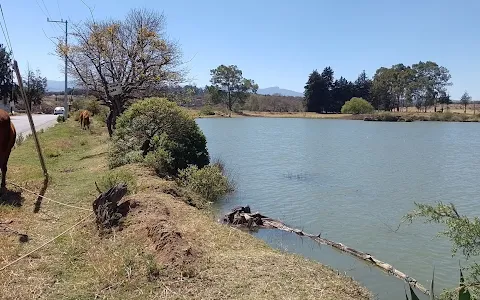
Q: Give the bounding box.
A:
[13,61,48,179]
[47,18,68,119]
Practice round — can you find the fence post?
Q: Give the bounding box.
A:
[12,60,48,179]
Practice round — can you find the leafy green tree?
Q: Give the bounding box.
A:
[341,97,374,114]
[0,44,15,107]
[208,65,257,116]
[460,91,471,113]
[412,61,452,112]
[304,67,337,113]
[390,64,411,111]
[371,67,395,111]
[371,61,451,113]
[438,92,452,111]
[304,69,323,112]
[405,203,479,297]
[353,70,372,103]
[23,69,47,106]
[332,77,354,112]
[321,67,335,112]
[60,9,184,136]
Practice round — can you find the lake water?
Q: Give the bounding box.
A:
[197,118,480,300]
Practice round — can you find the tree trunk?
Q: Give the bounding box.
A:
[227,92,232,117]
[106,97,122,137]
[465,104,467,114]
[106,108,114,137]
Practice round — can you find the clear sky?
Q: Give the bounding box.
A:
[1,0,479,99]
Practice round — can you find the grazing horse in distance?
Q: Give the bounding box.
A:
[79,110,91,130]
[0,109,16,195]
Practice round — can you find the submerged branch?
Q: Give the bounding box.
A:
[223,206,435,298]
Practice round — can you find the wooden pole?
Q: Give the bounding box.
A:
[12,60,48,179]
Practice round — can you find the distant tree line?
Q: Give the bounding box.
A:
[243,94,303,112]
[305,61,453,113]
[0,43,47,109]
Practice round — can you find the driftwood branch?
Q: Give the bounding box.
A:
[223,206,433,297]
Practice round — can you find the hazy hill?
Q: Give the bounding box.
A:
[47,80,77,92]
[257,86,303,97]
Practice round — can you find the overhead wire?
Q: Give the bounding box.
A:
[35,0,63,35]
[40,0,52,17]
[56,0,63,19]
[0,4,13,55]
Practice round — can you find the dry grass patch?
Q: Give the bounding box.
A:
[0,121,371,300]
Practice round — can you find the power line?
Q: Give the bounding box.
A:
[34,0,49,19]
[56,0,63,19]
[0,16,10,52]
[41,0,51,17]
[35,0,62,34]
[0,4,13,55]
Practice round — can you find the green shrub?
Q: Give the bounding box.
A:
[341,97,375,114]
[94,106,109,125]
[443,111,454,121]
[57,115,65,122]
[109,97,210,176]
[232,103,243,114]
[430,111,454,121]
[97,169,137,195]
[177,164,233,203]
[374,112,401,122]
[86,99,102,116]
[71,99,88,112]
[200,105,215,116]
[460,114,470,122]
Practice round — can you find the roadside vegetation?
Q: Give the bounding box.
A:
[0,106,370,299]
[108,98,210,176]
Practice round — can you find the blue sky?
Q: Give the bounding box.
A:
[1,0,479,99]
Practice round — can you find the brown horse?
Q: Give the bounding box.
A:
[79,110,91,130]
[0,109,16,195]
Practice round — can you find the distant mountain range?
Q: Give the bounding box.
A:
[47,80,77,92]
[48,80,303,98]
[257,86,303,97]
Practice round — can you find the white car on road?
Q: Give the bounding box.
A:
[54,107,65,115]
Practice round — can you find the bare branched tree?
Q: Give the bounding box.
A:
[57,8,185,136]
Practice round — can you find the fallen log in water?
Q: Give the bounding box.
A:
[223,206,432,297]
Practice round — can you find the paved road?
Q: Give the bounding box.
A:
[10,114,58,136]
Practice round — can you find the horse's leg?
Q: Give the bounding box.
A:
[1,163,6,195]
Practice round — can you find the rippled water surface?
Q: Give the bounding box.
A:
[197,118,480,299]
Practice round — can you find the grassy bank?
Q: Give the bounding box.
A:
[0,121,370,299]
[188,106,480,122]
[187,108,352,119]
